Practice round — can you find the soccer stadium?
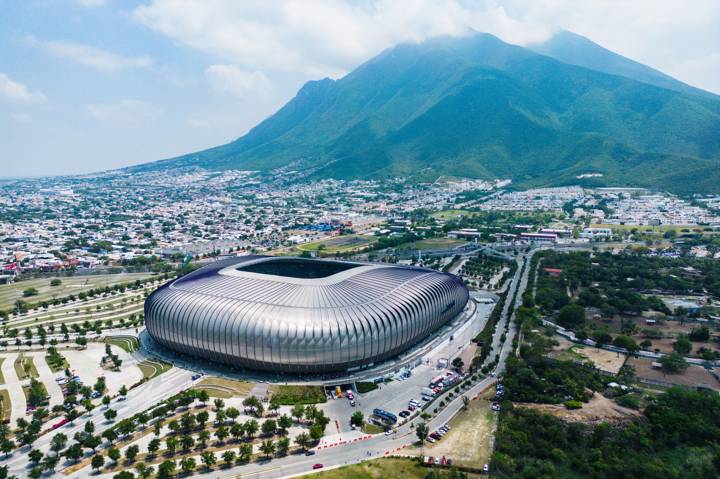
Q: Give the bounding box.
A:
[145,256,469,373]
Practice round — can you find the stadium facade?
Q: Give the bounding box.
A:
[145,256,469,373]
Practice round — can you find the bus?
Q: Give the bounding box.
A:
[373,408,397,424]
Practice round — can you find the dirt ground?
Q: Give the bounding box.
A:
[518,393,640,424]
[628,357,720,390]
[419,387,495,468]
[550,337,627,374]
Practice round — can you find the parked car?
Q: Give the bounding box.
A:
[305,450,316,456]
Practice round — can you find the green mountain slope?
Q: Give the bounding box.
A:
[528,30,714,99]
[135,32,720,194]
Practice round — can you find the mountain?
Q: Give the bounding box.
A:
[135,32,720,194]
[528,30,713,98]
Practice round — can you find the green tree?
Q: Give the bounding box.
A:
[557,303,586,329]
[200,451,216,471]
[259,439,275,459]
[673,336,692,355]
[91,454,105,472]
[350,411,364,427]
[660,352,689,374]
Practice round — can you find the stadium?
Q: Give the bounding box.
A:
[145,256,469,373]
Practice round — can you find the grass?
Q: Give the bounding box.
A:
[45,351,69,373]
[0,390,9,422]
[14,355,38,380]
[194,377,254,398]
[22,380,48,408]
[137,359,172,380]
[356,381,379,394]
[396,238,467,251]
[295,458,430,479]
[268,385,326,405]
[104,335,139,353]
[0,358,5,385]
[0,272,155,311]
[431,209,471,220]
[295,234,376,254]
[362,422,385,434]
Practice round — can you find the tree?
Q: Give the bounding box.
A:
[157,460,176,479]
[104,408,117,423]
[165,437,178,455]
[278,414,292,433]
[276,436,290,456]
[309,423,325,442]
[350,411,364,427]
[180,457,196,474]
[135,462,153,479]
[613,335,639,354]
[196,389,209,406]
[42,454,60,473]
[592,330,613,347]
[113,472,134,479]
[64,443,83,463]
[222,449,236,468]
[29,468,42,479]
[125,444,140,463]
[197,430,210,449]
[213,398,225,411]
[239,443,253,462]
[102,395,111,408]
[50,432,68,452]
[660,352,689,374]
[245,419,259,439]
[259,439,275,459]
[261,419,277,436]
[200,451,216,471]
[215,425,229,443]
[107,447,121,464]
[196,410,209,428]
[0,440,12,458]
[295,432,310,451]
[557,303,586,329]
[147,438,160,457]
[119,385,128,399]
[226,406,240,422]
[416,422,429,450]
[291,404,305,423]
[689,326,710,342]
[180,434,194,452]
[673,336,692,355]
[102,428,118,445]
[91,454,105,472]
[28,449,43,464]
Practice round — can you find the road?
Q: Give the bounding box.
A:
[151,253,535,479]
[10,250,536,479]
[6,367,195,478]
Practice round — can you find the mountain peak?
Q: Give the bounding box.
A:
[530,29,713,97]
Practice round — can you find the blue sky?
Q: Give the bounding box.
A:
[2,0,719,177]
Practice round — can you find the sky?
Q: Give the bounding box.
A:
[2,0,719,177]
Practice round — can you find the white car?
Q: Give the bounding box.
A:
[385,430,393,436]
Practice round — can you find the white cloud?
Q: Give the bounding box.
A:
[134,0,552,78]
[86,99,161,127]
[27,36,153,71]
[133,0,720,93]
[0,73,47,103]
[204,64,271,98]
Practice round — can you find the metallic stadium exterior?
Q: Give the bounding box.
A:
[145,256,469,373]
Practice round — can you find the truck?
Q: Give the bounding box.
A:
[421,387,436,398]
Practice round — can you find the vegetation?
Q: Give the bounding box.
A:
[493,388,720,479]
[268,385,326,405]
[356,382,379,394]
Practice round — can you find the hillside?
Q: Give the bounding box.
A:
[134,32,720,194]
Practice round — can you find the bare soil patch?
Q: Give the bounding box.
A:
[518,393,640,425]
[628,357,720,390]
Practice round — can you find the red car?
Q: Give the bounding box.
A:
[52,418,68,429]
[313,464,324,470]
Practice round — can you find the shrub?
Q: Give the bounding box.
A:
[564,400,582,410]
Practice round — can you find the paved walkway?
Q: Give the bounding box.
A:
[1,353,26,423]
[31,352,65,409]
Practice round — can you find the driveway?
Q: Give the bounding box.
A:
[30,352,65,409]
[1,353,27,423]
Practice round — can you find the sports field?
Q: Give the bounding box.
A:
[431,209,471,220]
[0,272,156,311]
[397,238,467,251]
[296,234,376,254]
